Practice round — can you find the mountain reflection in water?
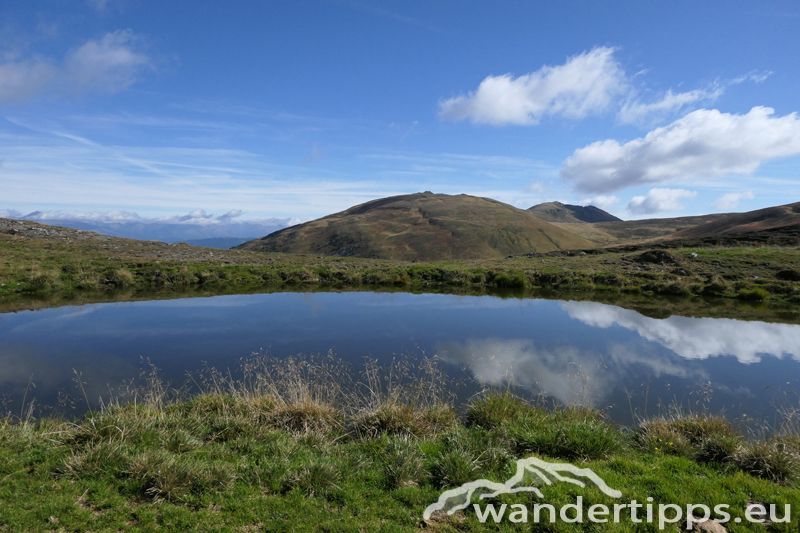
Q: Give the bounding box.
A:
[1,292,798,424]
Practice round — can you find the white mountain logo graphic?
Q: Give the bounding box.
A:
[423,456,622,520]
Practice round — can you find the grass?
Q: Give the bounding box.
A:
[3,223,800,308]
[4,359,800,531]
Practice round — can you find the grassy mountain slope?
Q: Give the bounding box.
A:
[551,214,729,246]
[239,192,595,260]
[674,201,800,239]
[527,201,621,223]
[554,202,800,247]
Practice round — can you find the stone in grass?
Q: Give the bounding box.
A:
[685,516,727,532]
[635,250,678,265]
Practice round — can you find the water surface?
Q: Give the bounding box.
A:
[2,292,799,426]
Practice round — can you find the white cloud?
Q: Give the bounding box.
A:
[562,301,800,364]
[618,86,723,125]
[0,209,23,219]
[627,188,696,215]
[562,106,800,194]
[579,195,620,209]
[439,47,626,125]
[0,30,152,104]
[617,72,770,125]
[64,30,152,94]
[0,57,57,104]
[438,337,694,406]
[88,0,109,12]
[15,208,270,226]
[523,181,546,194]
[713,191,755,211]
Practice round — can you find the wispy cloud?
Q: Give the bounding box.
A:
[618,72,771,125]
[618,86,724,125]
[337,1,441,32]
[0,128,411,219]
[87,0,112,13]
[301,142,325,164]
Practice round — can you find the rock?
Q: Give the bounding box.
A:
[420,510,466,528]
[686,517,727,532]
[635,250,678,264]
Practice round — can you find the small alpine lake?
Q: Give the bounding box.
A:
[2,290,799,426]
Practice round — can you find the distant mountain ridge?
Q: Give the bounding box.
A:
[4,213,286,244]
[238,192,595,260]
[527,201,621,223]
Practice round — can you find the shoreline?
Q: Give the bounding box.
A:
[3,220,800,307]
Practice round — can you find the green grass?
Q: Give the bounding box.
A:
[3,227,800,308]
[4,363,800,532]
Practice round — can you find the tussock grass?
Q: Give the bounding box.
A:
[5,361,800,529]
[380,435,426,489]
[349,358,458,439]
[732,441,799,483]
[465,391,529,429]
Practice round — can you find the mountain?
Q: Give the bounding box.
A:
[673,201,800,239]
[546,201,800,247]
[8,214,286,244]
[238,192,595,260]
[527,201,621,223]
[557,213,729,246]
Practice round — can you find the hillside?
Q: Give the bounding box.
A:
[558,213,728,246]
[528,201,621,223]
[238,192,595,260]
[674,201,800,239]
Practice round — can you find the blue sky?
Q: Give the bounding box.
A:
[1,0,799,226]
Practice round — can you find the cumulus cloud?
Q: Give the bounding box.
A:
[713,191,754,211]
[439,47,626,126]
[218,209,243,222]
[579,195,620,209]
[438,338,613,405]
[439,337,694,406]
[627,188,696,215]
[562,106,800,194]
[0,30,152,104]
[562,301,800,364]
